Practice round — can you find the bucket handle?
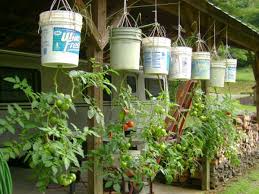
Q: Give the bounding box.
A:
[50,0,73,11]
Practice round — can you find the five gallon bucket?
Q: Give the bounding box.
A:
[225,59,237,83]
[191,52,211,80]
[142,37,171,75]
[209,60,226,87]
[110,27,142,71]
[39,10,83,68]
[169,47,192,80]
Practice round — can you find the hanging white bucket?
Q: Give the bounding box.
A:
[142,37,171,75]
[110,27,142,71]
[209,60,226,87]
[191,52,211,80]
[39,10,83,68]
[169,47,192,80]
[225,59,237,83]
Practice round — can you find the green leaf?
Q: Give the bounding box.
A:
[105,181,113,188]
[88,108,95,119]
[63,157,70,170]
[0,119,6,125]
[4,77,16,83]
[23,142,31,151]
[113,183,121,192]
[7,105,15,115]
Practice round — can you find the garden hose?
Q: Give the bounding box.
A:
[0,152,13,194]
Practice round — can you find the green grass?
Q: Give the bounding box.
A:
[210,67,255,94]
[219,165,259,194]
[236,103,256,113]
[236,67,255,81]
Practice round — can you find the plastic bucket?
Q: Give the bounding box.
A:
[191,52,211,80]
[110,27,142,71]
[39,10,83,68]
[225,59,237,83]
[142,37,171,75]
[209,60,226,87]
[169,46,192,80]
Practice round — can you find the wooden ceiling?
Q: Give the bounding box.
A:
[0,0,258,56]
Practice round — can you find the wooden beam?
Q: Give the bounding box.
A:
[75,0,103,50]
[253,52,259,123]
[86,0,106,194]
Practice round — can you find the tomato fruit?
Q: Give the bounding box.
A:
[123,124,129,131]
[56,99,63,107]
[69,173,77,182]
[61,103,70,111]
[127,120,134,128]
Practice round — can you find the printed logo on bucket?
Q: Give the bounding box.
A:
[53,27,81,54]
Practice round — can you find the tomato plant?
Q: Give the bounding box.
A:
[0,59,117,192]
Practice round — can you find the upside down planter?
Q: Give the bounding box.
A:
[142,37,171,75]
[209,60,226,87]
[225,59,237,83]
[169,47,192,80]
[39,10,83,68]
[110,27,142,71]
[191,52,211,80]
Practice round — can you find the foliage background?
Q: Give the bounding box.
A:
[209,0,259,68]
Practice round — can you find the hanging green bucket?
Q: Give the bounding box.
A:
[191,52,211,80]
[225,59,237,83]
[110,27,142,71]
[209,60,226,87]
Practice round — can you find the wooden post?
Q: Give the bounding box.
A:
[253,52,259,123]
[87,0,106,194]
[201,157,210,190]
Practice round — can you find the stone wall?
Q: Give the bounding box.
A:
[210,114,259,189]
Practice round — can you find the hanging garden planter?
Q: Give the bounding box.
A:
[191,12,211,80]
[168,2,192,80]
[209,60,226,87]
[224,27,237,83]
[142,2,171,75]
[225,59,237,83]
[142,37,171,75]
[110,1,142,71]
[39,0,83,68]
[110,27,142,71]
[169,46,192,80]
[208,22,226,88]
[192,52,211,80]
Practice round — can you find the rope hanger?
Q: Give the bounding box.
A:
[196,11,209,52]
[173,1,186,46]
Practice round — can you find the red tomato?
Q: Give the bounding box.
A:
[127,120,135,128]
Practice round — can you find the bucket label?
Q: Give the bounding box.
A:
[192,59,210,77]
[143,48,170,70]
[53,27,81,54]
[225,67,236,81]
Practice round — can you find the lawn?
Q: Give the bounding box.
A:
[209,67,255,94]
[217,164,259,194]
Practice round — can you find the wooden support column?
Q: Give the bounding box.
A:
[87,0,106,194]
[201,157,210,191]
[253,52,259,123]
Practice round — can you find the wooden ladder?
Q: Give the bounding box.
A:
[165,80,197,138]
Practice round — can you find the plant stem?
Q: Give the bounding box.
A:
[54,68,60,94]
